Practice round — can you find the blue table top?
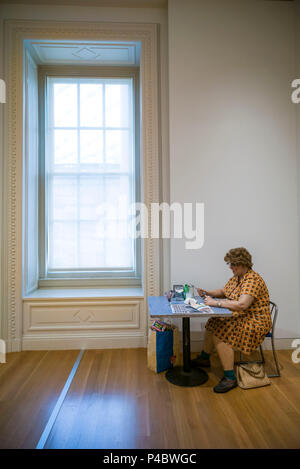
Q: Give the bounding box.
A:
[148,296,232,318]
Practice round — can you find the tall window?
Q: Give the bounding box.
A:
[39,75,140,282]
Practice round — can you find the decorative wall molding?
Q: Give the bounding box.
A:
[26,40,140,66]
[23,299,141,332]
[3,19,161,351]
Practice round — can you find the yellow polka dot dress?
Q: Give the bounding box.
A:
[205,269,272,355]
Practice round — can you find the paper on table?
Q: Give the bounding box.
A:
[190,304,214,313]
[184,297,214,313]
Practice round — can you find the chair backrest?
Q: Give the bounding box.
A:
[269,300,278,331]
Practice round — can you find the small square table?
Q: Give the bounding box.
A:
[148,296,232,387]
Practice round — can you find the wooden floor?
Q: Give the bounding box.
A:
[0,348,300,449]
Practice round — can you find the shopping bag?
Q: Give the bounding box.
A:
[147,326,180,373]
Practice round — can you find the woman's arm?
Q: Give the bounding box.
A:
[204,294,254,316]
[197,288,225,298]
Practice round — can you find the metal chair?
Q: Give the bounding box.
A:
[235,300,280,378]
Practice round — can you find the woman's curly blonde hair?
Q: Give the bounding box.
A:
[224,247,253,268]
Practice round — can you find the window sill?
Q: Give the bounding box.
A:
[23,287,144,301]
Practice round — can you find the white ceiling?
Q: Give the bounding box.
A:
[24,40,141,66]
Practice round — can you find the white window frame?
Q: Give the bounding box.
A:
[38,66,141,288]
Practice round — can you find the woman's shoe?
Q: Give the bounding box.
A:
[191,355,211,368]
[213,376,237,393]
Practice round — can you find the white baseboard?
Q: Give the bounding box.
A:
[7,332,299,353]
[22,333,147,350]
[261,338,299,351]
[189,334,298,353]
[4,338,22,353]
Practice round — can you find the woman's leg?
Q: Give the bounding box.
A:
[203,329,214,354]
[213,335,234,371]
[212,335,237,392]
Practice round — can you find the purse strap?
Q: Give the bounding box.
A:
[238,363,266,379]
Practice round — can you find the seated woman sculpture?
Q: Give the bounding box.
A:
[194,247,272,393]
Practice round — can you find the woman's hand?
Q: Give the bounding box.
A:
[197,288,207,297]
[204,295,217,306]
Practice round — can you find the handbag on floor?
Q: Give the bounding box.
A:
[236,362,271,389]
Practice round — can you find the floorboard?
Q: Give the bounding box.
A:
[0,348,300,449]
[0,350,79,449]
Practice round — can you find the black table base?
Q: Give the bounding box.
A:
[166,366,208,387]
[166,316,209,387]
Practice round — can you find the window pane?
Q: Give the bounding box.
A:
[54,130,77,165]
[79,176,104,221]
[54,83,77,127]
[48,222,77,268]
[80,84,103,127]
[79,222,105,267]
[80,130,103,164]
[105,237,133,267]
[46,77,136,274]
[106,129,130,167]
[52,176,77,221]
[105,83,130,128]
[105,176,131,220]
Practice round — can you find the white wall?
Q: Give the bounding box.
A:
[169,0,300,340]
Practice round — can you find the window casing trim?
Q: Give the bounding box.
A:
[3,20,160,352]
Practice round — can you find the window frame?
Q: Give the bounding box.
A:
[38,65,141,288]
